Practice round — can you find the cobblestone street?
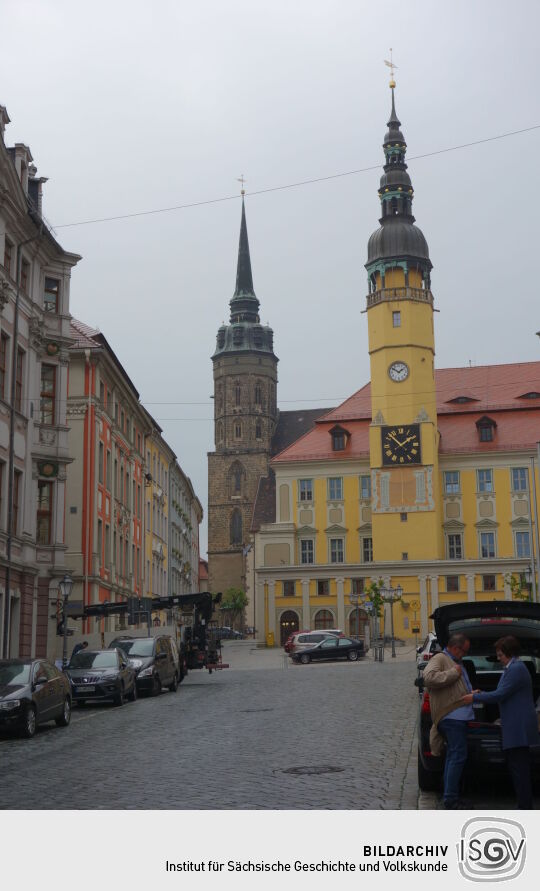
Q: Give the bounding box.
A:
[0,643,421,810]
[2,642,533,810]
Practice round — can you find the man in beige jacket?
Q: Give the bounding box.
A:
[423,633,473,809]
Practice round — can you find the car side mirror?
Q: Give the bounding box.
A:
[121,661,128,669]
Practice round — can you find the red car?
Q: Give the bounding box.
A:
[283,630,310,653]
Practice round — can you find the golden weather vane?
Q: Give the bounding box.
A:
[384,48,397,88]
[237,174,246,196]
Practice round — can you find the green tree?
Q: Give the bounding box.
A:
[221,587,249,630]
[504,572,531,601]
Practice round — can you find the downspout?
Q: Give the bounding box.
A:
[527,462,538,604]
[531,454,540,604]
[84,349,92,625]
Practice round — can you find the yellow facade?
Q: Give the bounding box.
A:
[253,85,540,647]
[143,430,173,602]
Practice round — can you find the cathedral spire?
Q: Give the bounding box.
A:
[234,197,255,297]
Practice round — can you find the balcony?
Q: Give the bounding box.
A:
[366,286,434,309]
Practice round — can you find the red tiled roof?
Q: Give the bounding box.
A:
[272,361,540,464]
[70,317,100,349]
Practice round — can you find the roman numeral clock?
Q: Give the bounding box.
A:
[381,424,421,466]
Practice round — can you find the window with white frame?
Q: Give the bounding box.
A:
[299,479,313,502]
[480,531,496,559]
[300,539,314,564]
[515,531,531,558]
[444,471,460,494]
[511,468,528,492]
[328,477,343,501]
[477,469,493,493]
[330,538,344,564]
[362,537,373,562]
[360,474,371,500]
[447,533,463,560]
[392,311,401,327]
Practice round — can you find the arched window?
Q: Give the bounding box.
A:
[229,461,245,497]
[235,383,241,406]
[391,197,398,215]
[348,608,368,640]
[279,610,300,645]
[314,609,334,630]
[230,509,242,545]
[255,384,262,406]
[216,421,224,445]
[234,421,242,440]
[255,420,262,440]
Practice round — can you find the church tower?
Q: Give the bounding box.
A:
[366,76,442,560]
[208,197,278,595]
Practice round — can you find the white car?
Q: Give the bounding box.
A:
[416,632,440,669]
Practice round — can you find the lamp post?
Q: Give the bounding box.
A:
[379,584,403,658]
[59,574,73,669]
[525,565,533,601]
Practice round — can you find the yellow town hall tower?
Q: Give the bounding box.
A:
[366,79,442,561]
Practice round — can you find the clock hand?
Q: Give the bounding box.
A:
[388,433,405,448]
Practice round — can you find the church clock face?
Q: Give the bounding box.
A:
[381,424,421,466]
[388,361,409,382]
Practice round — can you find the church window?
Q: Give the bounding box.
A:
[255,384,262,405]
[255,420,262,439]
[234,421,242,440]
[216,421,223,445]
[235,383,241,406]
[391,197,398,215]
[392,311,401,327]
[230,509,242,545]
[229,461,244,496]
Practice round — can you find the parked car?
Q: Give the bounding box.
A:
[283,630,310,653]
[109,635,180,694]
[209,627,244,640]
[0,658,72,738]
[288,629,344,655]
[291,635,365,664]
[416,632,440,670]
[66,648,137,706]
[416,601,540,791]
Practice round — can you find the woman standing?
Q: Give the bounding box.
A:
[462,635,539,809]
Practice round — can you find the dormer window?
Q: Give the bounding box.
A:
[447,395,478,405]
[476,416,496,443]
[518,392,540,400]
[329,424,350,452]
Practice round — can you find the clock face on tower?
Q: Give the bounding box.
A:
[388,361,409,382]
[381,424,421,466]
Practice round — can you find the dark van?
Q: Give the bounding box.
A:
[109,636,180,695]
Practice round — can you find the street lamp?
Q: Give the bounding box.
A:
[379,584,403,658]
[59,574,73,669]
[525,565,533,601]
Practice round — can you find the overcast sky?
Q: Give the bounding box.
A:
[2,0,539,556]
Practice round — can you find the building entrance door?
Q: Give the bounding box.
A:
[280,610,299,645]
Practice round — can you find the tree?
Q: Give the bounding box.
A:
[221,587,249,630]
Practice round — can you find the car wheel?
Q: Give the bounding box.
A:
[168,672,179,693]
[151,674,161,696]
[114,686,125,707]
[55,697,71,727]
[418,752,442,791]
[127,681,137,702]
[21,705,37,738]
[300,653,311,665]
[347,650,359,661]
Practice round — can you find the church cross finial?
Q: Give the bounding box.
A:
[237,174,246,196]
[384,49,397,88]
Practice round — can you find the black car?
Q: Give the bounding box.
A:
[291,636,365,664]
[0,658,71,738]
[66,648,137,706]
[416,601,540,791]
[109,636,180,694]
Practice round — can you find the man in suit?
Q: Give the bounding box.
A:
[462,635,540,809]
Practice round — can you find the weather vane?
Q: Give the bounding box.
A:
[237,174,246,196]
[384,48,397,88]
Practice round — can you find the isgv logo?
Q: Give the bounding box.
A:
[457,818,526,882]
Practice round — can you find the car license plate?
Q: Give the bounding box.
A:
[76,685,95,692]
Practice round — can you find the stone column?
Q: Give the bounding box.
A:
[419,575,428,636]
[336,577,345,630]
[503,574,512,601]
[255,576,266,641]
[302,579,310,629]
[382,575,391,638]
[430,575,439,613]
[466,573,475,603]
